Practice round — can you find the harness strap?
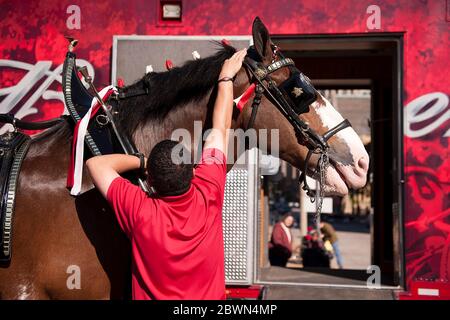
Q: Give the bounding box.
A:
[298,118,352,198]
[245,84,264,131]
[116,87,149,100]
[266,58,295,74]
[115,79,150,100]
[0,131,31,262]
[0,114,65,131]
[323,119,351,142]
[298,149,314,193]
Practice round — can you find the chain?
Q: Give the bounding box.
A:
[313,152,329,226]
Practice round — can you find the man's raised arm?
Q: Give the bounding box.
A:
[203,48,247,155]
[86,154,143,198]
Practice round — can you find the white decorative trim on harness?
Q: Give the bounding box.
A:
[67,85,117,196]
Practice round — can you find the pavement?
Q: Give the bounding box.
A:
[264,283,396,300]
[287,217,371,270]
[262,218,399,298]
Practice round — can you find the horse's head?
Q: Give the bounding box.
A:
[233,17,369,196]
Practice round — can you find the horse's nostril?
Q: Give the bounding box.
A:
[357,156,369,172]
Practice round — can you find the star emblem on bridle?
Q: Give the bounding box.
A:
[292,87,303,97]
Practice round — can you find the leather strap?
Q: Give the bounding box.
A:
[0,114,65,130]
[266,58,295,74]
[115,80,150,100]
[323,119,351,142]
[245,84,264,131]
[298,118,352,198]
[132,152,146,177]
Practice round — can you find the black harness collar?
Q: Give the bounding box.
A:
[0,131,30,263]
[61,44,150,194]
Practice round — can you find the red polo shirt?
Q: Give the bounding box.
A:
[106,148,227,300]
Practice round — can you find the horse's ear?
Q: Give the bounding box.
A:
[252,16,272,62]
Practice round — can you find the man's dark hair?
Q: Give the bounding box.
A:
[147,140,193,196]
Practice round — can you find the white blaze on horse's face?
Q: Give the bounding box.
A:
[308,93,370,196]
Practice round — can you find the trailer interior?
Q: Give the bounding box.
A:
[256,34,405,299]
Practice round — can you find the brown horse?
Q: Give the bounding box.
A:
[0,18,369,299]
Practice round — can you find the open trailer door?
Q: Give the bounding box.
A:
[252,34,405,299]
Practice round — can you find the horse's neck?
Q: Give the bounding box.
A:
[129,90,247,164]
[131,90,216,156]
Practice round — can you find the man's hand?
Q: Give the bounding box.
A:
[86,154,145,198]
[204,48,247,155]
[219,48,247,79]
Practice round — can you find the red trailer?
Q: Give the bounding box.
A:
[0,0,448,299]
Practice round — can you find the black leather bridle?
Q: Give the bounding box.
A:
[241,45,352,217]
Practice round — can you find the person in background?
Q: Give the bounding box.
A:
[301,228,331,268]
[320,221,343,269]
[268,213,294,267]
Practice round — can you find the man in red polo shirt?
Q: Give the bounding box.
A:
[86,48,247,299]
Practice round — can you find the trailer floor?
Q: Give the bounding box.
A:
[264,284,397,300]
[259,266,398,300]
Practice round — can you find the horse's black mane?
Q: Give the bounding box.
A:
[115,41,237,137]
